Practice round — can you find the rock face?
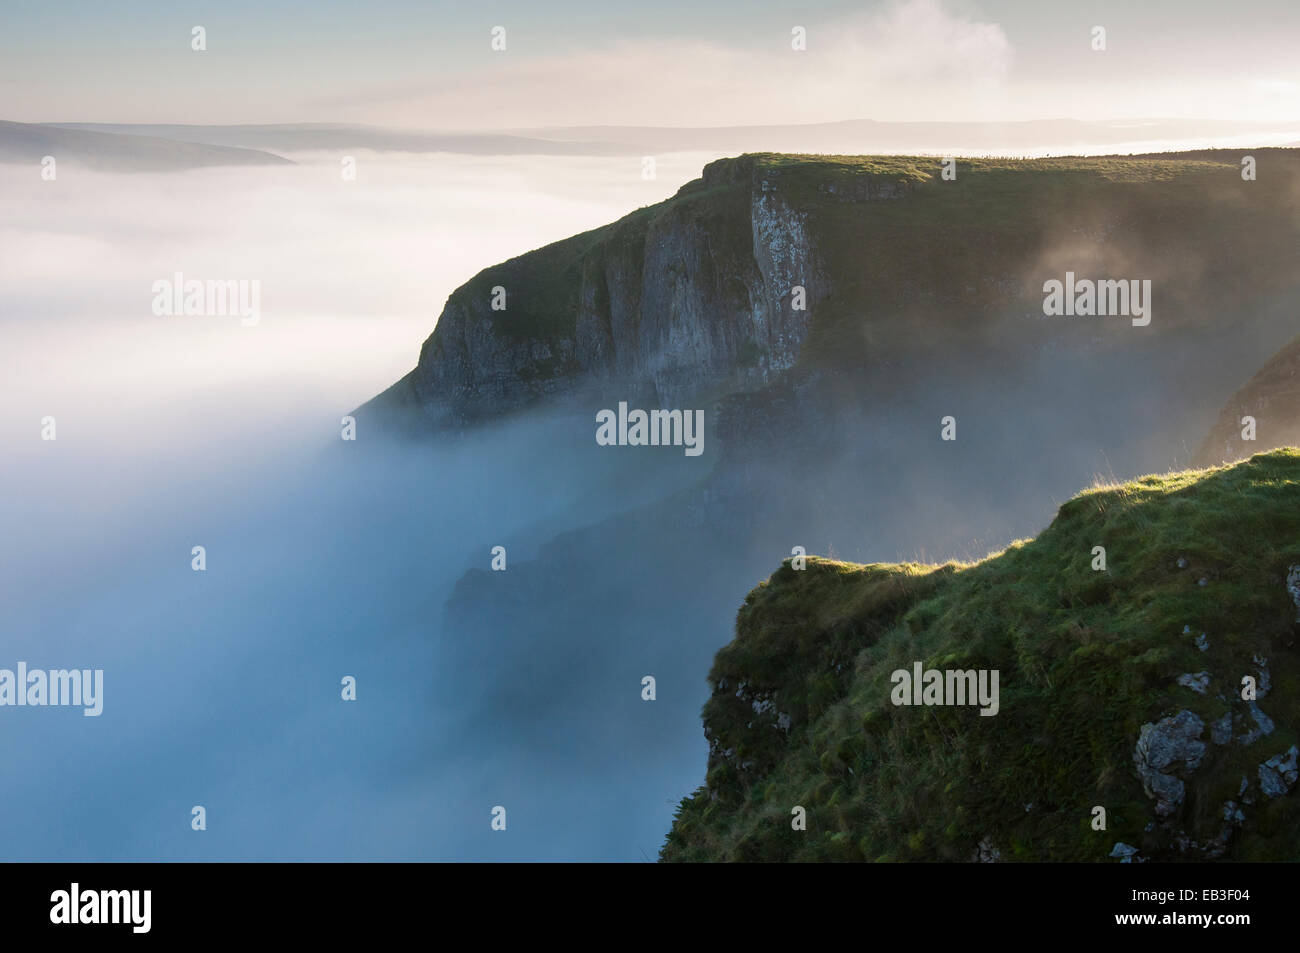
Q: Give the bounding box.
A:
[362,155,845,432]
[362,150,1300,501]
[1134,710,1207,817]
[1259,745,1300,798]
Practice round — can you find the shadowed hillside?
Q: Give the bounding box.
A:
[1197,334,1300,467]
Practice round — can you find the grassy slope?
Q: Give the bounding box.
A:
[662,449,1300,861]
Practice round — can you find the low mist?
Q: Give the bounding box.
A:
[3,145,1296,861]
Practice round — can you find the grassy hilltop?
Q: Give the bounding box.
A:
[662,449,1300,862]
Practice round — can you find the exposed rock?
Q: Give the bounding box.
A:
[1196,632,1210,652]
[1109,842,1140,862]
[1259,745,1300,798]
[1236,701,1275,745]
[1202,801,1247,859]
[973,837,1001,863]
[360,155,832,432]
[1253,655,1271,697]
[1177,671,1210,694]
[1134,710,1206,817]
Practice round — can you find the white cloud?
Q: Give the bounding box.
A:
[319,0,1013,128]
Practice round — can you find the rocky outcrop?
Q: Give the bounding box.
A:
[1134,711,1206,818]
[1259,745,1300,799]
[361,155,854,432]
[1109,842,1141,862]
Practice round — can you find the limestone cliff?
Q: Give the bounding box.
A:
[361,154,855,432]
[361,150,1300,472]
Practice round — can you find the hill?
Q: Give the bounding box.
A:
[0,120,292,171]
[662,449,1300,862]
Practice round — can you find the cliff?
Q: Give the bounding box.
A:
[361,150,1300,474]
[362,154,842,431]
[661,450,1300,862]
[358,150,1300,863]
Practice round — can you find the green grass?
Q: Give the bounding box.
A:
[661,449,1300,862]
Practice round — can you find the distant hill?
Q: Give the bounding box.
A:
[520,117,1300,157]
[47,122,633,157]
[0,120,292,171]
[44,118,1300,160]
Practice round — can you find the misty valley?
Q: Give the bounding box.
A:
[5,131,1300,869]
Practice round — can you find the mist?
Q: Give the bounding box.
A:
[3,144,1297,862]
[0,151,723,860]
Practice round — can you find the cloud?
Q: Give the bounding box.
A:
[313,0,1013,128]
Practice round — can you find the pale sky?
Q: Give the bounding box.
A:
[1,0,1297,128]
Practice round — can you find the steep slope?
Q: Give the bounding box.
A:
[362,153,833,431]
[1196,334,1300,467]
[662,449,1300,862]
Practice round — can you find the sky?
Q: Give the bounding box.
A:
[1,0,1298,127]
